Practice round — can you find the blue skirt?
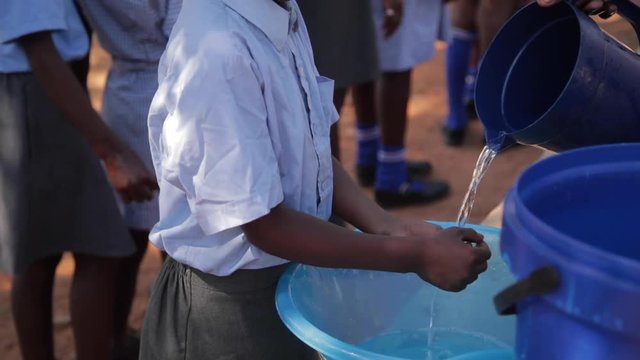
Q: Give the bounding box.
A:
[0,72,135,274]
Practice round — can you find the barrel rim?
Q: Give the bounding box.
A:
[511,143,640,280]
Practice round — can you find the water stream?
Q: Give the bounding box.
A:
[456,146,498,227]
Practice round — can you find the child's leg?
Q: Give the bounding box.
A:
[11,255,62,360]
[378,70,412,152]
[328,87,350,226]
[464,50,479,120]
[71,253,117,360]
[330,87,349,161]
[444,28,477,140]
[351,80,380,186]
[351,78,435,190]
[374,70,449,207]
[352,81,377,128]
[112,229,149,358]
[444,0,478,145]
[463,44,479,106]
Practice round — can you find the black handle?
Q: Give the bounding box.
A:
[568,0,640,40]
[494,266,561,316]
[611,0,640,41]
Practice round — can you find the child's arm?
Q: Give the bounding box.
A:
[19,32,158,202]
[330,157,442,237]
[242,203,490,292]
[159,35,488,291]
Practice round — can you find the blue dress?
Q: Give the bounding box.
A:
[76,0,182,230]
[0,0,135,274]
[371,0,450,72]
[297,0,379,89]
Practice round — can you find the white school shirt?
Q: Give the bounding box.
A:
[0,0,88,73]
[371,0,450,72]
[148,0,339,276]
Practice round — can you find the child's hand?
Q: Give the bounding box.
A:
[414,227,491,292]
[103,146,159,203]
[382,0,403,38]
[538,0,616,18]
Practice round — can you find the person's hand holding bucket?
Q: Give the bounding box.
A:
[538,0,617,18]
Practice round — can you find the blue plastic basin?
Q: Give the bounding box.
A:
[276,222,516,360]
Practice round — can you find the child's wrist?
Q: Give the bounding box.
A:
[368,213,402,236]
[386,236,424,274]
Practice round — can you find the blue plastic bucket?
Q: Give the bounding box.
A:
[276,222,516,360]
[499,143,640,359]
[476,1,640,151]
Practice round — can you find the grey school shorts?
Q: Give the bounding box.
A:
[140,257,320,360]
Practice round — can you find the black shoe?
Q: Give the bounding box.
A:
[375,180,449,209]
[356,161,432,187]
[442,127,466,147]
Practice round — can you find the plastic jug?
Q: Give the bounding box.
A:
[475,0,640,151]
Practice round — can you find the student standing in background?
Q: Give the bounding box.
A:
[297,0,380,161]
[356,0,451,208]
[0,1,157,359]
[298,0,435,197]
[73,1,182,357]
[443,0,531,146]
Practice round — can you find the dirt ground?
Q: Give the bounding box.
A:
[0,13,636,360]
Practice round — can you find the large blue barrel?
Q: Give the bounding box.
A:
[500,143,640,359]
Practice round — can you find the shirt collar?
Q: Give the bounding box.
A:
[223,0,291,51]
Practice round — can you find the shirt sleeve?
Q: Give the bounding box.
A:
[0,0,68,43]
[153,32,284,236]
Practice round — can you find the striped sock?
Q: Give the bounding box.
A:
[445,27,476,130]
[375,145,408,191]
[464,65,478,104]
[356,123,379,166]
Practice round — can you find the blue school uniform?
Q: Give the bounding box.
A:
[141,0,338,358]
[0,0,133,274]
[0,0,88,72]
[75,0,183,230]
[371,0,451,72]
[146,0,338,276]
